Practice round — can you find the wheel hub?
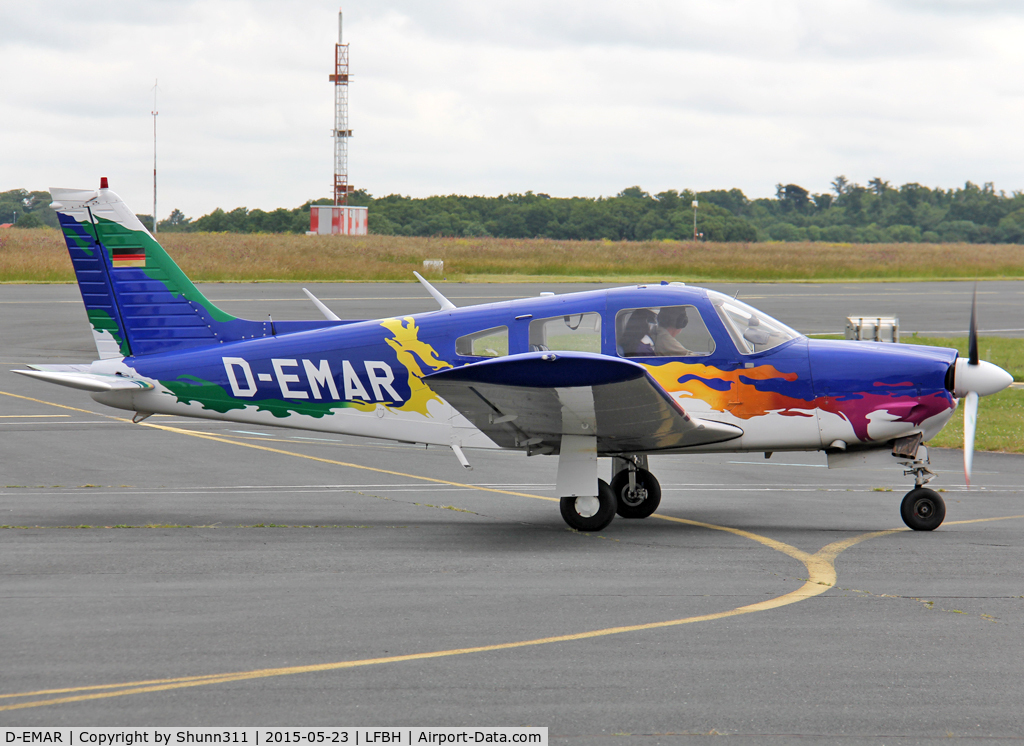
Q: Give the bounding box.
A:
[620,487,648,507]
[573,495,600,518]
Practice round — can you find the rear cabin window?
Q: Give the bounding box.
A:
[528,313,602,353]
[455,326,509,358]
[615,305,715,357]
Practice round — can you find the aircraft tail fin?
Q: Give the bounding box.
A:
[51,181,335,359]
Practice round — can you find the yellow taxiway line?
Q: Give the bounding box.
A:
[2,388,1022,712]
[0,525,900,711]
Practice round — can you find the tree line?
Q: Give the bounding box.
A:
[0,190,57,228]
[5,178,1024,243]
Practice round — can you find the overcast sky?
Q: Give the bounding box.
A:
[3,0,1023,218]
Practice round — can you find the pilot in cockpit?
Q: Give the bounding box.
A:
[654,307,691,356]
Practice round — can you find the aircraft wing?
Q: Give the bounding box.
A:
[13,365,154,393]
[423,352,742,453]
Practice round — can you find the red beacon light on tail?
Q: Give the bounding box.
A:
[100,177,109,189]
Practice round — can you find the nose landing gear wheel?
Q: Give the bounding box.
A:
[560,479,617,531]
[900,487,946,531]
[610,467,662,519]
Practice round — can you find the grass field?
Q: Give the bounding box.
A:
[2,228,1018,451]
[4,227,1024,283]
[927,387,1024,453]
[900,336,1023,453]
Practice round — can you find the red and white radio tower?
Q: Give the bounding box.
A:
[331,9,352,205]
[309,9,367,235]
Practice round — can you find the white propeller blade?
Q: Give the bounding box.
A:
[963,390,978,487]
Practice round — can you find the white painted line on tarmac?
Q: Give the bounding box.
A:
[728,461,827,468]
[0,414,70,418]
[0,421,124,425]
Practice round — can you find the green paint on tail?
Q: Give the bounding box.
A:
[93,216,236,324]
[86,308,130,357]
[61,219,98,256]
[163,376,364,419]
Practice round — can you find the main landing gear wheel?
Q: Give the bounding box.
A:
[901,487,946,531]
[610,467,662,519]
[560,479,617,532]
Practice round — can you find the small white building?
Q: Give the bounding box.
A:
[309,205,368,235]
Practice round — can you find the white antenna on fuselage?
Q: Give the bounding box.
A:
[413,271,456,311]
[302,287,342,320]
[152,79,159,234]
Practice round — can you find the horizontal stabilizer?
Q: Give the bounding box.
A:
[424,352,741,454]
[13,368,154,393]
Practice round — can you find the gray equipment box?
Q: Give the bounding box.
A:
[845,316,899,343]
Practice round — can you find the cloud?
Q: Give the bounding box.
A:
[2,0,1023,217]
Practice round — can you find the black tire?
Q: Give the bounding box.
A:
[900,488,946,531]
[610,467,662,519]
[559,479,617,531]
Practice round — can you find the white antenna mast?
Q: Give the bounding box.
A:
[152,79,159,233]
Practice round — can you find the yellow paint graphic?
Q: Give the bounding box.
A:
[645,360,807,419]
[347,399,377,413]
[380,316,453,416]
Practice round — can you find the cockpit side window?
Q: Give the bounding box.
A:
[455,326,508,358]
[615,305,715,358]
[528,313,602,353]
[707,291,801,354]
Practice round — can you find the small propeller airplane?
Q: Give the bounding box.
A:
[14,180,1014,532]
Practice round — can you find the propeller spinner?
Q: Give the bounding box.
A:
[952,287,1013,485]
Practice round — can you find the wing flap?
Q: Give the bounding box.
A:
[424,352,741,453]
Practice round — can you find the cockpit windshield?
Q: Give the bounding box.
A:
[707,290,802,354]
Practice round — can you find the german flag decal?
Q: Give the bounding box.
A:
[111,247,146,268]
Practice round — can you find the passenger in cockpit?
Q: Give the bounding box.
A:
[621,309,657,357]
